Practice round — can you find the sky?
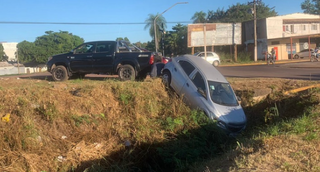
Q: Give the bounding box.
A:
[0,0,304,44]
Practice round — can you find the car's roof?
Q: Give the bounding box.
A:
[174,55,227,83]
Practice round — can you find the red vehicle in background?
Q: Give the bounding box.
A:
[162,57,171,64]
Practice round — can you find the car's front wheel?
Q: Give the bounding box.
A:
[52,65,69,81]
[118,65,136,81]
[162,70,171,88]
[294,55,299,59]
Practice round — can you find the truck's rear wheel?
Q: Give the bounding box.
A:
[52,65,69,81]
[118,65,135,81]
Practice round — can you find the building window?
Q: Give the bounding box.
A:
[312,24,318,30]
[286,25,289,31]
[291,25,294,33]
[301,25,306,31]
[271,41,280,45]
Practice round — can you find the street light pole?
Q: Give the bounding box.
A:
[154,2,188,53]
[253,0,258,62]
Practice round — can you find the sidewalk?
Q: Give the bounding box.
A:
[220,59,311,67]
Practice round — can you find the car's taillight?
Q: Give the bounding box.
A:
[149,54,154,64]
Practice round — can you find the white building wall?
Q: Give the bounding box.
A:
[266,18,283,39]
[1,42,18,61]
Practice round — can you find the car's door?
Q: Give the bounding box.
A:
[180,70,208,109]
[171,59,195,94]
[69,43,95,73]
[92,42,115,73]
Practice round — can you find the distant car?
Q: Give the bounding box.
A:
[194,51,220,66]
[293,49,314,59]
[162,55,247,134]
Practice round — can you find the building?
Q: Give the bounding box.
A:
[1,42,18,61]
[243,13,320,60]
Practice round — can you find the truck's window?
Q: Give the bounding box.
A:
[74,43,95,54]
[96,42,114,53]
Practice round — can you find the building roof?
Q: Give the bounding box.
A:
[268,13,320,20]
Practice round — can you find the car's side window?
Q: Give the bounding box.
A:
[96,42,114,53]
[74,43,95,54]
[192,72,206,96]
[178,60,195,76]
[207,53,213,57]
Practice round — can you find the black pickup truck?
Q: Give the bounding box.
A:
[46,40,158,81]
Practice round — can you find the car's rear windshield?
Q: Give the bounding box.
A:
[208,81,238,106]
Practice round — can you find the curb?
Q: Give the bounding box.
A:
[220,59,310,67]
[284,84,320,95]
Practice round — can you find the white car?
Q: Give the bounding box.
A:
[162,55,247,134]
[194,51,220,66]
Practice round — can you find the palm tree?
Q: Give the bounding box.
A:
[144,14,167,44]
[191,11,207,23]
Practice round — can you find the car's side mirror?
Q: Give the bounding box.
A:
[237,96,241,102]
[198,88,207,98]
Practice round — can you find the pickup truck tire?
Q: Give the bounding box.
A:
[118,65,136,81]
[52,65,69,81]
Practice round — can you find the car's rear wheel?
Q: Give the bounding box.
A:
[213,60,219,67]
[52,65,69,81]
[118,65,135,81]
[162,70,171,88]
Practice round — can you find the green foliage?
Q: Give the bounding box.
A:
[191,11,207,23]
[144,14,167,41]
[206,2,277,23]
[164,24,189,56]
[17,31,84,64]
[264,103,279,123]
[0,44,8,61]
[237,51,252,62]
[71,114,92,127]
[301,0,320,14]
[116,37,130,42]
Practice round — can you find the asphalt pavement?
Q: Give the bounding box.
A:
[221,59,320,68]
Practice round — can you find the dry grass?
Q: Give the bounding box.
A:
[0,76,320,172]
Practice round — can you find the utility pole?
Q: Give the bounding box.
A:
[203,23,207,60]
[253,0,258,62]
[17,48,20,74]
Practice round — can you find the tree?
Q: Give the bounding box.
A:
[116,37,130,42]
[191,11,207,23]
[144,14,167,44]
[207,8,226,23]
[164,24,189,56]
[206,1,277,23]
[17,31,84,63]
[0,44,7,61]
[301,0,319,14]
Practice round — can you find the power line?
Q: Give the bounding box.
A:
[0,21,192,25]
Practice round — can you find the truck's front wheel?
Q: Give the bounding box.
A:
[118,65,135,81]
[52,65,69,81]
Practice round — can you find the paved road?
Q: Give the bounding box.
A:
[217,61,320,80]
[2,61,320,81]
